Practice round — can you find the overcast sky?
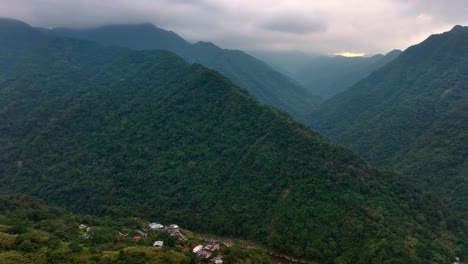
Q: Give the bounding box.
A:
[1,0,468,55]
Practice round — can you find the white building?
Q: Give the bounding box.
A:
[192,245,203,253]
[153,241,164,247]
[149,223,164,230]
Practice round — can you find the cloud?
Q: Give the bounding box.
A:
[261,15,327,34]
[0,0,467,54]
[395,0,468,22]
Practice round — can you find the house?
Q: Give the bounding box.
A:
[118,231,129,237]
[136,229,147,237]
[82,228,92,239]
[79,224,88,230]
[204,241,220,252]
[168,224,179,230]
[168,229,186,240]
[132,236,142,242]
[149,223,164,230]
[197,249,212,259]
[210,255,223,264]
[153,241,164,247]
[192,244,203,253]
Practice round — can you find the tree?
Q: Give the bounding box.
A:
[69,241,83,253]
[17,239,37,252]
[47,237,61,250]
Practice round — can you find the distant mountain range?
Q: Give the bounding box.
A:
[311,25,468,225]
[39,23,320,122]
[247,50,320,76]
[294,51,402,99]
[252,50,402,100]
[1,18,465,263]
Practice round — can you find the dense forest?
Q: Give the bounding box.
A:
[42,23,320,122]
[0,18,466,263]
[311,25,468,229]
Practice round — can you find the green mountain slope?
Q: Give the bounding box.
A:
[0,19,466,263]
[311,25,468,222]
[42,23,320,122]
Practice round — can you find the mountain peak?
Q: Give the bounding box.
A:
[0,17,42,45]
[386,49,402,56]
[0,17,31,27]
[451,25,465,31]
[192,41,220,50]
[45,22,190,52]
[0,17,34,32]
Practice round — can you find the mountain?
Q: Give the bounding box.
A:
[310,26,468,223]
[0,18,47,78]
[41,23,190,51]
[0,19,466,263]
[251,50,401,100]
[293,50,402,99]
[247,50,319,76]
[41,23,320,122]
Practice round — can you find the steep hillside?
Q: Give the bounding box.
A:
[0,19,466,263]
[43,23,320,121]
[185,41,319,119]
[311,26,468,222]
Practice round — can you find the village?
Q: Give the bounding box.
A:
[78,222,225,264]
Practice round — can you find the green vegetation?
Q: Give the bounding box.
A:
[43,23,320,122]
[0,193,271,264]
[0,18,466,263]
[311,25,468,234]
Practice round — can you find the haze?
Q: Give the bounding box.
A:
[1,0,468,54]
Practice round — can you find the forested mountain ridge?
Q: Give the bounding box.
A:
[39,23,190,52]
[0,18,466,263]
[41,23,320,122]
[310,25,468,224]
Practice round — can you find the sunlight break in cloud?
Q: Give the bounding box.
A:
[334,52,367,57]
